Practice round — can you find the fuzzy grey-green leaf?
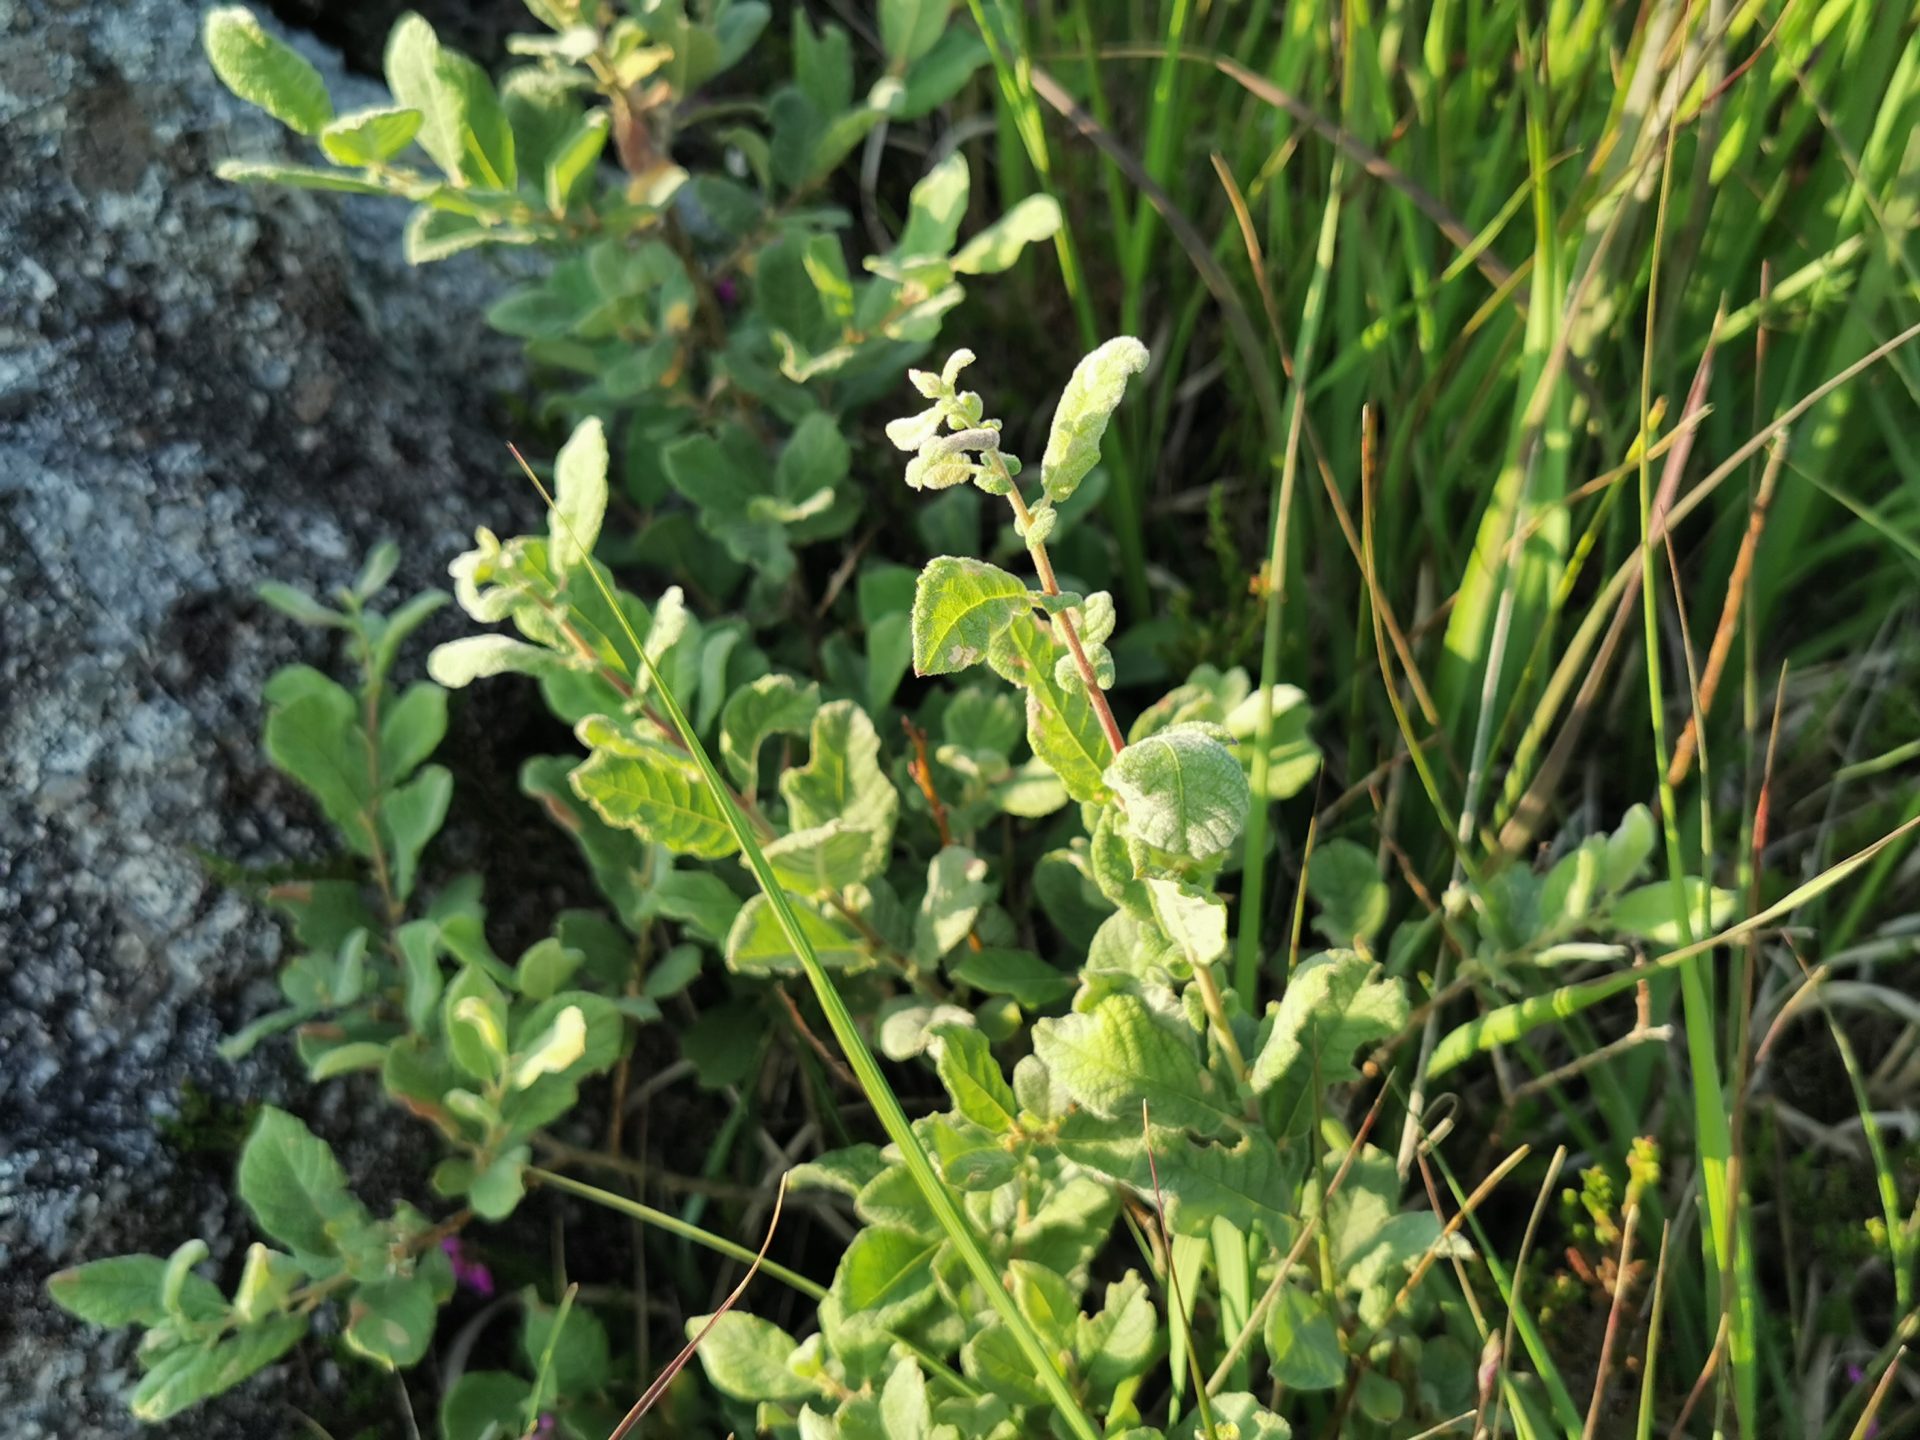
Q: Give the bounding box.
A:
[1039,337,1148,504]
[1033,993,1239,1137]
[1105,723,1249,861]
[953,195,1062,275]
[549,416,608,574]
[1249,951,1406,1094]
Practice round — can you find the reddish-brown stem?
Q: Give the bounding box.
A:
[996,465,1127,759]
[902,719,985,953]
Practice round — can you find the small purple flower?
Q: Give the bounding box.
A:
[1844,1365,1879,1438]
[713,276,739,308]
[531,1415,557,1438]
[441,1236,495,1297]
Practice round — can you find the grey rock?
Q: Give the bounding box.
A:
[0,0,537,1433]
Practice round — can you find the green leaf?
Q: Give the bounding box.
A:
[721,674,821,792]
[1058,1114,1294,1239]
[950,946,1073,1009]
[203,7,332,135]
[354,539,400,598]
[382,763,451,901]
[789,1143,886,1197]
[881,1355,934,1438]
[378,681,448,782]
[1305,839,1389,948]
[443,965,510,1084]
[765,819,881,893]
[345,1274,437,1369]
[911,557,1031,676]
[1224,683,1322,801]
[1078,1272,1159,1397]
[384,12,514,186]
[880,0,950,67]
[1040,338,1148,505]
[131,1316,307,1421]
[48,1255,171,1327]
[257,581,344,627]
[234,1243,304,1323]
[404,207,536,263]
[382,12,459,177]
[264,685,373,855]
[571,734,740,859]
[1249,952,1406,1094]
[544,109,609,213]
[320,105,423,164]
[214,159,389,193]
[1008,1258,1076,1349]
[776,410,850,507]
[469,1148,530,1219]
[1180,1393,1291,1439]
[437,45,516,189]
[1607,877,1737,945]
[692,1311,819,1403]
[440,1370,532,1440]
[894,27,986,119]
[522,1291,611,1395]
[915,845,989,962]
[500,63,575,179]
[1145,879,1228,967]
[427,634,557,688]
[510,1004,586,1088]
[930,1023,1018,1133]
[236,1107,368,1264]
[550,416,608,575]
[513,991,624,1081]
[988,614,1113,804]
[831,1227,941,1328]
[372,589,451,678]
[726,892,869,973]
[962,1321,1051,1406]
[1604,804,1657,890]
[778,700,898,875]
[1034,994,1240,1137]
[396,921,443,1033]
[897,151,970,257]
[792,11,853,114]
[1356,1368,1404,1424]
[514,936,582,1001]
[308,1040,389,1080]
[1105,723,1249,861]
[646,868,744,946]
[952,195,1061,275]
[1265,1286,1344,1390]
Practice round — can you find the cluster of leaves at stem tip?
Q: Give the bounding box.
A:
[200,0,1060,607]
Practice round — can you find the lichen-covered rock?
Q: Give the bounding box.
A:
[0,0,531,1432]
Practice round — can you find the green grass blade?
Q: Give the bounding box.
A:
[1428,810,1920,1076]
[528,1168,828,1302]
[1233,150,1345,1003]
